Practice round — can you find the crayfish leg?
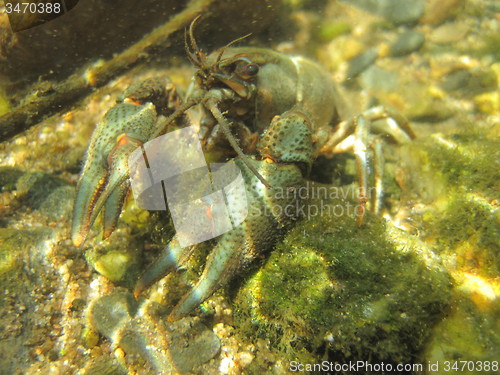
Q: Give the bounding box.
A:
[167,228,245,321]
[133,237,196,298]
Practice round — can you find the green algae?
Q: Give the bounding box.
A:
[401,129,499,277]
[315,21,351,42]
[0,88,10,117]
[0,227,54,277]
[393,126,499,369]
[0,166,23,192]
[472,32,500,60]
[0,229,24,276]
[423,294,500,373]
[234,193,452,367]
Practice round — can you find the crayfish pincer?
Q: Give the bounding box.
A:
[72,18,415,321]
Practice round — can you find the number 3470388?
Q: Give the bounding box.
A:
[5,2,62,14]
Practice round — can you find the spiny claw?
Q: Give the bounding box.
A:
[72,100,159,247]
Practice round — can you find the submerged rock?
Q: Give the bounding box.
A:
[398,130,499,277]
[397,129,500,368]
[168,318,222,373]
[428,21,469,44]
[234,192,452,366]
[0,227,55,276]
[342,0,425,25]
[346,48,378,79]
[90,291,139,339]
[440,68,498,97]
[420,0,464,25]
[39,185,75,220]
[16,172,69,204]
[474,91,500,115]
[89,290,221,374]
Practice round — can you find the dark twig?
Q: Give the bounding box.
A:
[0,0,214,142]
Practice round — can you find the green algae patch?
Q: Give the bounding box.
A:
[0,88,10,117]
[234,199,452,366]
[395,128,500,368]
[0,229,25,276]
[315,21,351,42]
[422,131,498,196]
[400,129,499,277]
[0,227,54,276]
[0,167,24,192]
[423,294,500,373]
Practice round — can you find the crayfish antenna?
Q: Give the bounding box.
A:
[188,15,202,55]
[215,33,253,65]
[185,15,207,70]
[205,99,272,189]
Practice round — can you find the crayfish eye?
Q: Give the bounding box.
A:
[244,63,259,76]
[236,62,259,79]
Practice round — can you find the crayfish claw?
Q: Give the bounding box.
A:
[72,100,159,247]
[71,165,107,247]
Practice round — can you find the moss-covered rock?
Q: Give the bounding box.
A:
[234,192,452,367]
[16,171,71,210]
[399,129,499,277]
[396,127,500,369]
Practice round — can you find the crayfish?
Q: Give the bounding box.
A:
[72,18,414,321]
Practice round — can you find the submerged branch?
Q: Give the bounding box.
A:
[0,0,214,142]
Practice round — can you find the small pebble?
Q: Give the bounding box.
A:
[421,0,464,25]
[94,251,131,282]
[441,68,497,96]
[70,298,86,312]
[429,22,469,44]
[85,359,126,375]
[343,0,424,25]
[90,291,138,339]
[346,48,378,79]
[390,30,425,57]
[441,69,473,92]
[235,351,254,368]
[474,92,499,115]
[168,320,222,373]
[81,327,100,349]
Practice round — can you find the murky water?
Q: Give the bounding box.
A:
[0,1,498,374]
